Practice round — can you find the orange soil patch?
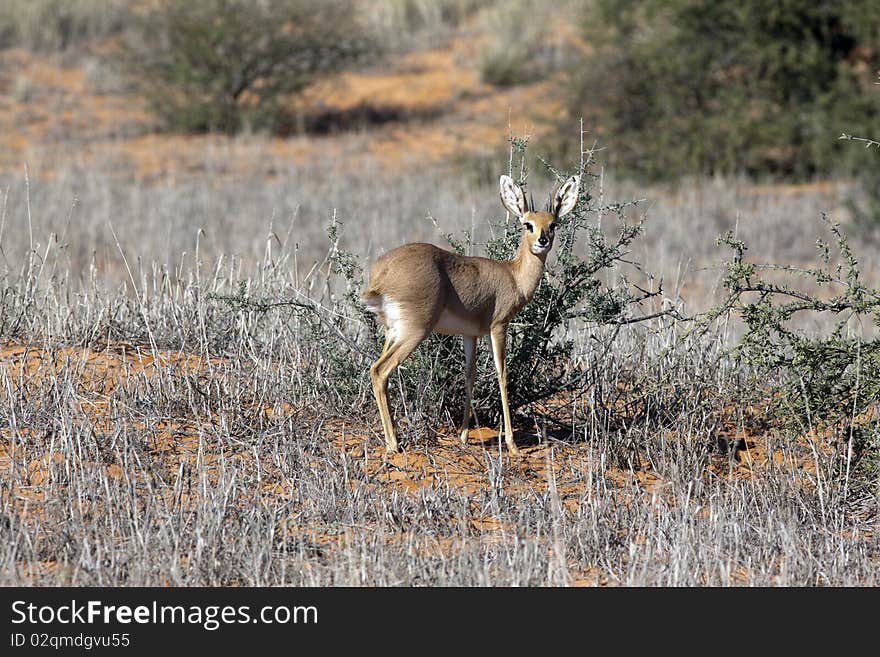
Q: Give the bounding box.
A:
[298,42,483,114]
[290,36,566,167]
[0,339,213,397]
[327,416,664,509]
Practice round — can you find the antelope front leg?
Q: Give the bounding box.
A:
[489,325,520,456]
[459,335,478,443]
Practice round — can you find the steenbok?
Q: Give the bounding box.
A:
[363,173,580,455]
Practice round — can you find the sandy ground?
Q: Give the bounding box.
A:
[0,340,823,585]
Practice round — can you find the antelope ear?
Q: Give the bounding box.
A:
[499,175,527,218]
[553,175,580,218]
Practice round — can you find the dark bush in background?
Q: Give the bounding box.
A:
[122,0,380,135]
[569,0,880,182]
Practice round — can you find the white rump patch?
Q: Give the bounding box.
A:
[382,298,404,343]
[364,294,404,343]
[435,308,483,337]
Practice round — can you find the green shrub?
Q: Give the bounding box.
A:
[122,0,380,135]
[569,0,880,181]
[710,217,880,484]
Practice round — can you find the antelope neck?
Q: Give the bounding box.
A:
[510,235,548,303]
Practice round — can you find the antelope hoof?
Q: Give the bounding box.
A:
[385,443,402,454]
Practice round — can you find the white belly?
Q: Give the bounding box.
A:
[434,308,484,336]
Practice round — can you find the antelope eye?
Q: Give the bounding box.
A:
[548,224,556,233]
[524,222,534,233]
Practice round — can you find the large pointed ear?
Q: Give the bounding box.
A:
[499,175,527,218]
[552,175,580,218]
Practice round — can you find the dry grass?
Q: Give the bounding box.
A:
[1,335,875,586]
[0,147,877,586]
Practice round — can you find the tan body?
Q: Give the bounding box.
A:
[364,174,580,455]
[365,240,546,337]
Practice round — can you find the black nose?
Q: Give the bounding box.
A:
[538,235,549,246]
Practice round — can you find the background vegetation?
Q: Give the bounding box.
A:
[122,0,380,134]
[0,0,130,52]
[571,0,880,182]
[3,0,876,181]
